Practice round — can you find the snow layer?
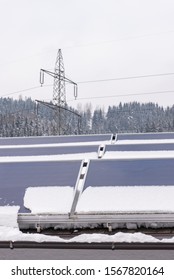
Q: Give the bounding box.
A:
[76,186,174,212]
[104,150,174,159]
[0,226,162,243]
[0,153,98,162]
[116,139,174,144]
[1,150,174,163]
[0,140,110,149]
[1,226,174,243]
[0,206,19,228]
[24,185,174,214]
[24,187,74,213]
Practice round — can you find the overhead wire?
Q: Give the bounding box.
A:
[1,72,174,99]
[77,72,174,84]
[67,90,174,102]
[0,86,41,98]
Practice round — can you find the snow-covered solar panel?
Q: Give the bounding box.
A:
[117,132,174,141]
[106,143,174,152]
[0,160,81,213]
[0,145,99,157]
[83,158,174,189]
[0,134,112,146]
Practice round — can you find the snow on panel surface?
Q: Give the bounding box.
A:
[84,159,174,189]
[104,150,174,160]
[0,152,98,163]
[76,186,174,213]
[24,187,74,214]
[117,132,174,141]
[0,160,81,213]
[0,151,174,163]
[0,206,19,227]
[0,134,112,146]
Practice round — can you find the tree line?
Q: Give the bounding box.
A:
[0,96,174,137]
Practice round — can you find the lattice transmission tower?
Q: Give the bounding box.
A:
[38,49,80,135]
[53,49,66,106]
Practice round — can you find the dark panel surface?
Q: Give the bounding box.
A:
[0,161,81,212]
[0,145,98,157]
[84,159,174,189]
[0,134,111,146]
[106,143,174,152]
[117,132,174,141]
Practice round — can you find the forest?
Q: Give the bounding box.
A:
[0,96,174,137]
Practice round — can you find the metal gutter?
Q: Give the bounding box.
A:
[18,212,174,230]
[1,241,174,250]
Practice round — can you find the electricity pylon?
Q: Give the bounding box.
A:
[38,49,80,135]
[53,49,66,106]
[53,49,66,134]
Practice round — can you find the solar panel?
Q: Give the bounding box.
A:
[2,133,174,230]
[0,160,81,213]
[106,143,174,152]
[0,145,99,157]
[0,134,112,146]
[83,158,174,189]
[117,132,174,141]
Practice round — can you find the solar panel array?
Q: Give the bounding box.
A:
[1,132,174,229]
[106,142,174,152]
[0,134,112,213]
[83,158,174,189]
[0,145,99,157]
[0,134,112,146]
[0,161,81,213]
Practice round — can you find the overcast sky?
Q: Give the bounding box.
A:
[0,0,174,111]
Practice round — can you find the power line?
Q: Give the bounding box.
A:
[43,71,174,88]
[1,72,174,99]
[77,72,174,84]
[67,90,174,102]
[0,86,40,98]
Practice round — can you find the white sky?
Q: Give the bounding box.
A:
[0,0,174,110]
